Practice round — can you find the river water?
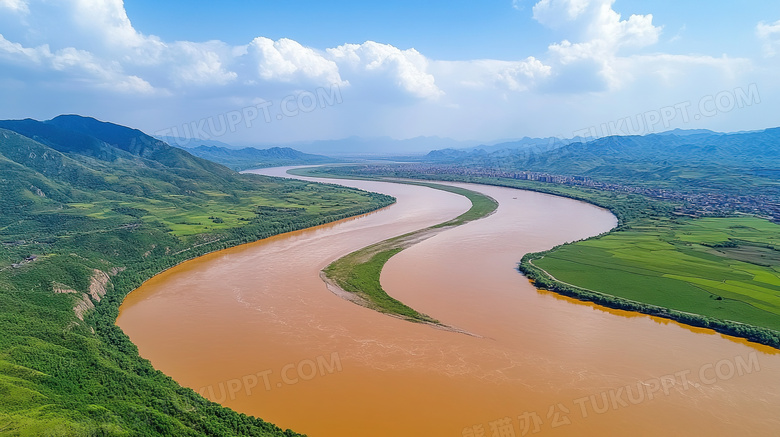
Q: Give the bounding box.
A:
[117,167,780,436]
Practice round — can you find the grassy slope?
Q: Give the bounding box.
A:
[298,166,780,348]
[0,132,395,435]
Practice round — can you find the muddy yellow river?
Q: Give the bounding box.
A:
[117,167,780,436]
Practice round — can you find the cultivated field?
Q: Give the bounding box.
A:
[534,216,780,331]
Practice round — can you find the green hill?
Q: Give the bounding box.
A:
[0,116,394,435]
[182,145,336,171]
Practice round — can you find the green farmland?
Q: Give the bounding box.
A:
[532,216,780,332]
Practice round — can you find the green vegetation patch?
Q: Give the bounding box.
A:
[324,248,436,322]
[323,181,497,325]
[530,216,780,341]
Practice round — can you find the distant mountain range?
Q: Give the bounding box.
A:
[152,135,488,166]
[156,135,340,170]
[232,129,732,158]
[180,145,336,171]
[156,128,740,159]
[155,135,238,150]
[654,128,720,137]
[0,118,340,178]
[422,129,742,163]
[452,129,780,170]
[421,128,780,194]
[6,116,771,196]
[259,129,731,157]
[424,136,584,162]
[253,136,484,156]
[158,135,482,156]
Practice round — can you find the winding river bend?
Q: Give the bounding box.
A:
[117,167,780,436]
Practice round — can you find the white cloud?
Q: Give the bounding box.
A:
[0,0,772,145]
[328,41,443,99]
[0,1,447,101]
[0,0,28,14]
[168,41,237,86]
[0,34,155,94]
[70,0,146,49]
[248,37,344,87]
[757,20,780,57]
[494,57,553,91]
[533,0,590,28]
[65,0,236,87]
[532,0,664,91]
[0,33,46,63]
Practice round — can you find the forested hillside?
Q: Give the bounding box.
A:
[0,116,393,435]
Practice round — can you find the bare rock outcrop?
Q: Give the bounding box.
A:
[88,269,111,302]
[73,293,95,321]
[57,268,124,321]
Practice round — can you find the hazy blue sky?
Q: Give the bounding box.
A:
[1,0,779,147]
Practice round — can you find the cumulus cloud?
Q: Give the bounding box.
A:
[0,1,450,100]
[493,57,552,91]
[757,20,780,57]
[533,0,591,28]
[328,41,443,99]
[64,0,236,87]
[0,34,45,63]
[0,33,155,94]
[0,0,770,144]
[168,41,237,86]
[533,0,661,48]
[248,37,344,87]
[0,0,240,92]
[523,0,754,116]
[532,0,662,91]
[69,0,147,49]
